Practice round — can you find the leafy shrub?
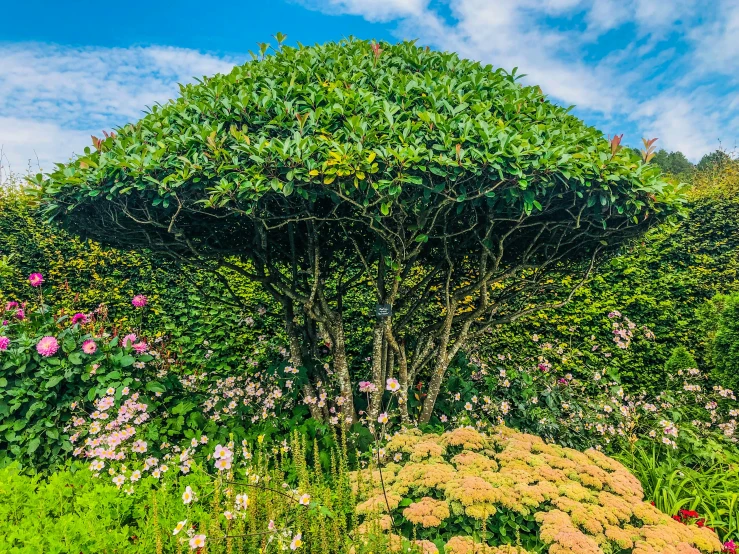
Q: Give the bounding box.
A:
[665,346,699,375]
[0,283,163,469]
[354,426,723,553]
[708,293,739,391]
[622,444,739,544]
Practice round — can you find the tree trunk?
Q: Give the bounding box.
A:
[283,301,323,421]
[418,355,450,425]
[367,319,386,426]
[327,314,356,425]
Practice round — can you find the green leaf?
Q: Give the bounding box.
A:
[46,376,64,389]
[27,437,41,454]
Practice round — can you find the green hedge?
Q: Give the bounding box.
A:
[0,189,276,377]
[476,176,739,393]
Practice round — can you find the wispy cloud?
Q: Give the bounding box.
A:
[305,0,738,160]
[1,1,737,182]
[0,43,238,181]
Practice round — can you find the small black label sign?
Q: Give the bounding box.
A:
[375,304,392,318]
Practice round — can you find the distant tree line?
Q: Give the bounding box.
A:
[629,146,734,177]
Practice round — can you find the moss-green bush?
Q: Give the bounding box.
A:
[709,293,739,391]
[665,346,698,375]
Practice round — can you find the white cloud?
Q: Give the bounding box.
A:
[1,0,737,178]
[300,0,430,22]
[0,43,239,183]
[306,0,737,161]
[0,117,93,179]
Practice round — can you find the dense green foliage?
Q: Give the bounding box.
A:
[665,346,699,376]
[0,188,276,378]
[0,434,391,554]
[707,293,739,391]
[652,149,695,176]
[480,163,739,394]
[39,38,681,426]
[1,37,738,553]
[622,445,739,542]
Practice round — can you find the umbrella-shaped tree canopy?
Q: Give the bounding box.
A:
[39,38,682,424]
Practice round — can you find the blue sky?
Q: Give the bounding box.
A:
[1,0,737,182]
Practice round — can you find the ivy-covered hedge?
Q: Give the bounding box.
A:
[0,188,277,377]
[478,170,739,393]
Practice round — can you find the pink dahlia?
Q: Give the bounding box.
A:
[132,341,148,354]
[28,273,44,287]
[36,336,59,357]
[131,295,147,308]
[0,336,9,351]
[82,340,97,355]
[71,313,87,325]
[122,333,137,347]
[5,301,18,311]
[15,309,25,320]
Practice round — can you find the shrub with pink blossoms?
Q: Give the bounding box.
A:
[0,288,168,469]
[36,336,59,357]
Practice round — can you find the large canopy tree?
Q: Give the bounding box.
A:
[39,39,681,426]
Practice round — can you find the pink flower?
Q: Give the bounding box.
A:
[15,309,25,320]
[71,313,87,325]
[0,336,9,351]
[82,340,97,354]
[36,336,59,357]
[5,301,18,311]
[132,341,148,354]
[122,333,137,347]
[359,381,377,393]
[131,295,147,308]
[386,378,400,392]
[28,273,44,287]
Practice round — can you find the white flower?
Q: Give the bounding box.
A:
[215,457,232,471]
[182,486,196,504]
[189,534,206,549]
[464,402,473,411]
[112,475,125,487]
[130,470,141,482]
[173,520,187,535]
[213,444,231,459]
[386,378,400,392]
[377,412,388,424]
[290,533,303,550]
[299,493,311,506]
